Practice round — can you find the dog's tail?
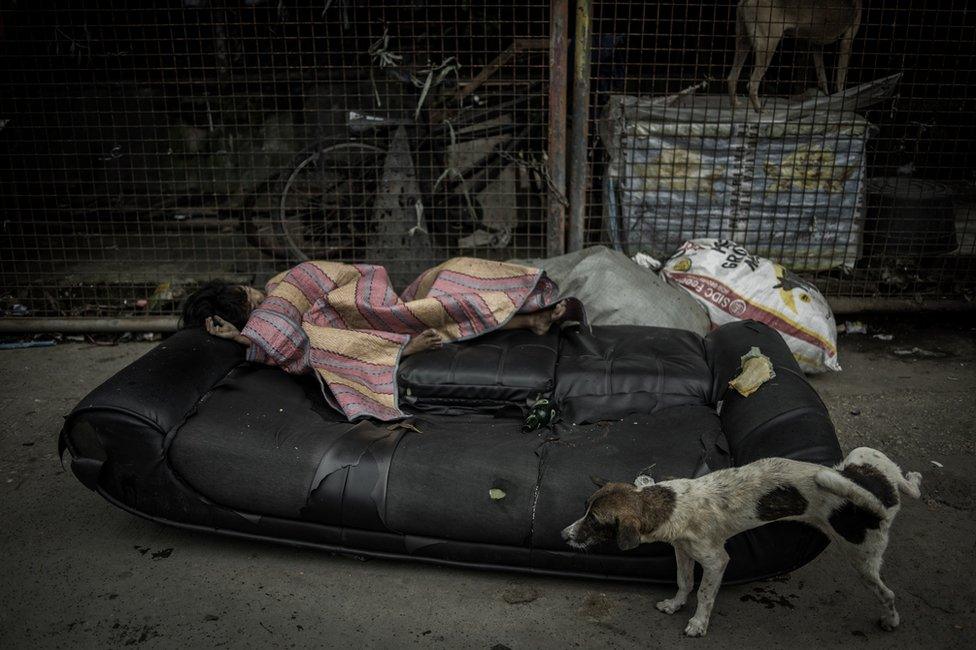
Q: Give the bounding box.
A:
[814,469,887,518]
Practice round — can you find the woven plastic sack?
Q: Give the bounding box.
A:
[662,239,840,373]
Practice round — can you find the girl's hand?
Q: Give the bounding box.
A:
[205,316,250,346]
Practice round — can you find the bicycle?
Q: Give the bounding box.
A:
[250,39,551,262]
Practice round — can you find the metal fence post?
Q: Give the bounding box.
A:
[547,0,569,257]
[568,0,591,252]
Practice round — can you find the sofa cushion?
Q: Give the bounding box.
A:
[384,416,543,546]
[170,365,349,520]
[554,325,712,424]
[397,328,559,410]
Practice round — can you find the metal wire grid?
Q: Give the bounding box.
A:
[585,1,976,300]
[2,1,975,325]
[0,1,552,319]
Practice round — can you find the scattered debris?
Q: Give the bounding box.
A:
[739,585,798,610]
[577,592,616,620]
[98,144,124,162]
[367,27,403,70]
[0,340,56,350]
[729,347,775,397]
[893,347,948,359]
[406,199,428,237]
[501,585,539,604]
[151,548,173,560]
[631,251,663,271]
[370,126,432,281]
[147,282,181,308]
[837,321,867,334]
[387,421,423,434]
[489,488,507,500]
[634,474,656,488]
[850,407,861,416]
[522,398,556,432]
[458,228,511,249]
[872,333,894,341]
[931,460,944,468]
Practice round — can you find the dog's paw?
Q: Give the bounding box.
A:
[906,471,922,485]
[684,618,708,637]
[655,598,683,615]
[879,613,900,631]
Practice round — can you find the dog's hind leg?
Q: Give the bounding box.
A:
[834,26,857,92]
[812,49,829,95]
[727,13,751,108]
[845,535,900,630]
[746,27,782,112]
[900,471,922,499]
[656,544,695,615]
[683,544,730,637]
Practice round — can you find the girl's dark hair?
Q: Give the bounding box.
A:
[180,281,250,330]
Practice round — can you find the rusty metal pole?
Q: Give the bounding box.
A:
[568,0,591,252]
[547,0,569,257]
[0,317,180,333]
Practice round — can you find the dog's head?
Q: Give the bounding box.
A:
[561,478,644,551]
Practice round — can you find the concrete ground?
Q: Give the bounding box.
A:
[0,314,974,649]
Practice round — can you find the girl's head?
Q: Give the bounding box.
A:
[180,281,265,330]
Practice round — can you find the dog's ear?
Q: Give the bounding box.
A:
[590,475,610,488]
[616,516,641,551]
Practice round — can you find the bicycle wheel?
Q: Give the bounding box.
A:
[277,142,387,261]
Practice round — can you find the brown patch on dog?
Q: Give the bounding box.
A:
[756,485,808,521]
[841,464,899,508]
[639,485,677,533]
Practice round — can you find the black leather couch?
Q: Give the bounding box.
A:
[59,320,841,584]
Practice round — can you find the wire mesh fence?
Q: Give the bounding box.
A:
[586,0,976,301]
[1,1,974,324]
[0,1,553,320]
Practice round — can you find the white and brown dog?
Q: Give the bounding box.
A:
[562,447,921,637]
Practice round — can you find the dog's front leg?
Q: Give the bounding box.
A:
[683,545,730,637]
[656,544,695,614]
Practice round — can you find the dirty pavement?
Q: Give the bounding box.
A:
[0,314,973,648]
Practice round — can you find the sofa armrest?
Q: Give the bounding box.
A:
[60,329,245,452]
[705,321,842,467]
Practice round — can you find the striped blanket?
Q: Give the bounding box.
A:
[241,257,567,421]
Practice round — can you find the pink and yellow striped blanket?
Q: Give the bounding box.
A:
[241,257,564,421]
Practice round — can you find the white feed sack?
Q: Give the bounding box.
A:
[662,239,840,373]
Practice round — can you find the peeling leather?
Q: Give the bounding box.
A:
[301,421,405,530]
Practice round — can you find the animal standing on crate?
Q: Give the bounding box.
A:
[727,0,863,111]
[561,447,921,637]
